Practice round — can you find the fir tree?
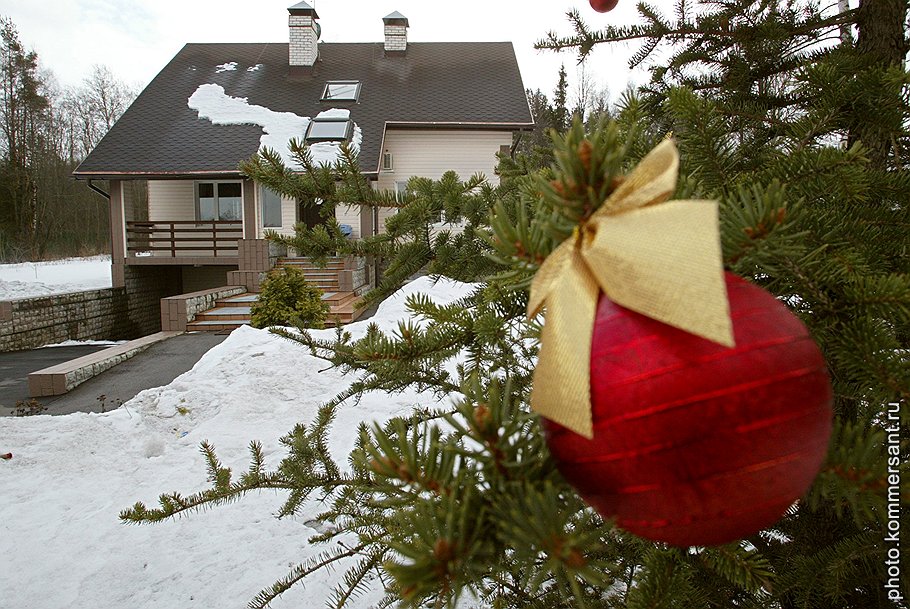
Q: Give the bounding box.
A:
[551,63,571,134]
[123,2,909,608]
[512,88,557,170]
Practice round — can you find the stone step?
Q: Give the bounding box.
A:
[279,260,346,269]
[194,312,250,321]
[300,271,341,278]
[199,306,251,316]
[217,294,258,305]
[187,289,363,332]
[304,278,341,285]
[186,319,250,332]
[285,258,344,264]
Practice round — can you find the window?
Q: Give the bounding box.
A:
[260,187,282,228]
[306,118,353,143]
[395,181,410,202]
[322,81,361,102]
[196,181,242,221]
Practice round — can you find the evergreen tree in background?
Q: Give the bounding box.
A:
[0,17,50,258]
[551,63,571,134]
[512,87,557,169]
[124,2,909,608]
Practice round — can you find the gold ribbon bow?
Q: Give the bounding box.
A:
[528,139,735,439]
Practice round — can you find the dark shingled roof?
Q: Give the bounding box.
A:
[74,42,533,179]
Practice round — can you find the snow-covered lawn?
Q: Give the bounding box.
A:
[0,255,112,300]
[0,277,472,609]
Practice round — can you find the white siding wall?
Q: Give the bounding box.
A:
[371,129,512,234]
[147,181,195,221]
[146,129,511,240]
[280,195,297,236]
[336,204,363,239]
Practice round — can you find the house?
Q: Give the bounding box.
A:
[73,2,533,331]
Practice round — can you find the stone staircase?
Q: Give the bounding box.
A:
[186,257,368,332]
[278,257,346,291]
[187,293,255,332]
[276,256,369,324]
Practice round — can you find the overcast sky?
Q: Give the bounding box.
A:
[3,0,650,103]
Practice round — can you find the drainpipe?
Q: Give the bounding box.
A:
[87,179,110,200]
[510,132,523,158]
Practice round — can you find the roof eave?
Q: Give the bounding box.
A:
[72,170,246,181]
[384,121,534,130]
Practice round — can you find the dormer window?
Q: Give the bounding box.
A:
[322,81,361,102]
[306,118,353,142]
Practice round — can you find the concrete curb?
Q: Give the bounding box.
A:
[27,331,183,397]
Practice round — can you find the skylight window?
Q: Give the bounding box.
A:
[322,81,361,102]
[306,118,353,142]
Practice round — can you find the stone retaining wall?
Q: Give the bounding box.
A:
[226,239,283,293]
[0,288,130,352]
[161,286,246,332]
[123,265,183,336]
[0,265,182,353]
[339,256,370,292]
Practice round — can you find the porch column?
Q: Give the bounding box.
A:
[109,180,126,288]
[360,203,375,238]
[243,179,257,239]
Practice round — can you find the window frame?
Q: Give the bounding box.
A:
[305,118,353,143]
[195,180,243,222]
[259,185,283,229]
[394,180,410,202]
[321,81,361,102]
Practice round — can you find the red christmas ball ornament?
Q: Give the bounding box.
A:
[543,273,833,546]
[589,0,619,12]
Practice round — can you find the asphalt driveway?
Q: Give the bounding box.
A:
[1,333,228,416]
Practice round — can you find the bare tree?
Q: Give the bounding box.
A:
[571,61,610,126]
[63,65,135,160]
[571,61,595,121]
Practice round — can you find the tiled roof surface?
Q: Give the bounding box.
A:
[74,42,533,178]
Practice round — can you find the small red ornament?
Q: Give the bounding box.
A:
[589,0,619,12]
[543,273,833,546]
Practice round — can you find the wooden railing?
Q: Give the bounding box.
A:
[126,220,243,257]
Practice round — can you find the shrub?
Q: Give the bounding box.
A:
[250,266,328,329]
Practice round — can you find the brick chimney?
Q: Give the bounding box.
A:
[288,1,319,74]
[383,11,409,56]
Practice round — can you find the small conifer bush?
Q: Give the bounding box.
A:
[250,266,327,329]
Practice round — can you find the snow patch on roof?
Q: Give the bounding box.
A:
[308,125,362,166]
[214,61,238,73]
[246,64,263,72]
[315,108,350,120]
[187,84,360,169]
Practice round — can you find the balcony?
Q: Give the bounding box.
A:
[125,220,243,265]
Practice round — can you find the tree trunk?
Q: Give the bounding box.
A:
[849,0,909,167]
[856,0,908,67]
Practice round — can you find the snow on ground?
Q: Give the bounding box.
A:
[0,276,473,609]
[39,339,125,348]
[0,255,112,300]
[188,83,363,168]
